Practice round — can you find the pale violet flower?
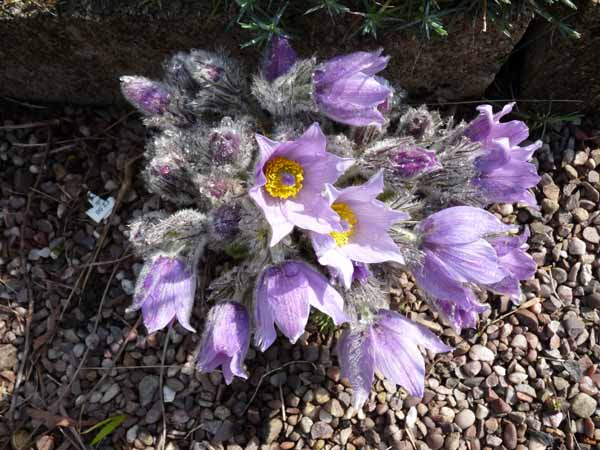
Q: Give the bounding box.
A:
[314,49,392,127]
[254,261,348,351]
[196,302,250,384]
[262,35,298,81]
[465,103,541,207]
[311,170,407,288]
[249,123,354,246]
[129,255,196,334]
[337,309,451,409]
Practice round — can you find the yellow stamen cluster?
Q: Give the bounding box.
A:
[264,156,304,199]
[330,202,358,247]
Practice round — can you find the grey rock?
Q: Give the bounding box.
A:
[299,417,313,434]
[568,237,587,256]
[310,421,334,439]
[455,409,475,430]
[469,345,495,362]
[570,393,597,418]
[138,375,160,407]
[101,383,120,403]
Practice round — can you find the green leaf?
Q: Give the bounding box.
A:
[83,414,127,446]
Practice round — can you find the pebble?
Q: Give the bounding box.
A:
[138,375,159,407]
[567,237,587,255]
[503,421,517,449]
[311,422,334,439]
[101,384,120,403]
[455,409,475,430]
[263,418,283,443]
[570,393,597,418]
[468,345,495,362]
[0,344,17,369]
[582,226,600,243]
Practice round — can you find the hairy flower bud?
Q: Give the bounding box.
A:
[120,76,170,115]
[210,204,241,241]
[390,146,440,179]
[209,129,241,163]
[262,35,298,81]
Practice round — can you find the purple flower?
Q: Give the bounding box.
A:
[120,76,170,115]
[249,123,354,246]
[390,146,440,179]
[129,256,196,334]
[196,302,250,384]
[410,206,517,331]
[262,35,298,81]
[314,49,392,127]
[254,261,348,351]
[465,103,541,206]
[337,309,451,409]
[311,170,408,288]
[486,228,537,304]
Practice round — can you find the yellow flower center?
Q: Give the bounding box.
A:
[330,202,358,247]
[263,156,304,199]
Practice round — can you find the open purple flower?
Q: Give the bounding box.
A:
[249,123,354,246]
[262,35,298,81]
[314,49,392,127]
[486,228,537,304]
[120,76,170,115]
[129,256,196,334]
[196,302,250,384]
[254,261,348,351]
[410,206,517,331]
[337,309,451,409]
[465,103,541,206]
[311,170,408,288]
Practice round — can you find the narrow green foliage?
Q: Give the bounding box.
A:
[83,414,127,446]
[225,0,580,48]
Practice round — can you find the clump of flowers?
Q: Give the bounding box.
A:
[121,39,540,408]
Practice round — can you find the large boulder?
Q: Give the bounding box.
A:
[0,2,531,105]
[519,0,600,113]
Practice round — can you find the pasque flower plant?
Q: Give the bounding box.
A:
[122,36,541,410]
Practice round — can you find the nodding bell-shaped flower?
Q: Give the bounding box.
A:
[465,103,541,207]
[196,301,250,385]
[262,35,298,82]
[129,255,196,334]
[313,49,392,127]
[254,261,348,351]
[337,309,451,409]
[120,76,170,115]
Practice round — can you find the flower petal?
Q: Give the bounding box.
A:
[249,187,294,246]
[419,206,517,245]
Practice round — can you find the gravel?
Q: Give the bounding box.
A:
[1,106,598,450]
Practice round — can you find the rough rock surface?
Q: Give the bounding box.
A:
[519,0,600,114]
[0,3,531,104]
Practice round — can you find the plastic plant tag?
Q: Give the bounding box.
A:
[86,192,115,223]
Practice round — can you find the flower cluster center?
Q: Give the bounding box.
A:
[264,156,304,199]
[330,202,357,247]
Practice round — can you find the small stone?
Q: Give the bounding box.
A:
[325,399,344,418]
[263,418,283,443]
[101,384,120,403]
[299,417,313,434]
[444,432,460,450]
[455,409,476,430]
[511,335,528,350]
[126,425,138,443]
[138,375,159,407]
[564,316,585,339]
[568,237,587,256]
[311,421,334,439]
[0,344,17,369]
[542,183,560,201]
[570,393,597,418]
[426,433,444,450]
[314,387,330,404]
[163,385,176,403]
[35,435,54,450]
[584,292,600,309]
[582,227,600,244]
[514,309,539,330]
[475,404,489,420]
[469,345,495,362]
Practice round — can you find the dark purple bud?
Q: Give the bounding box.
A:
[390,146,440,179]
[404,111,432,139]
[120,76,170,115]
[262,35,298,81]
[209,130,241,163]
[211,204,241,240]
